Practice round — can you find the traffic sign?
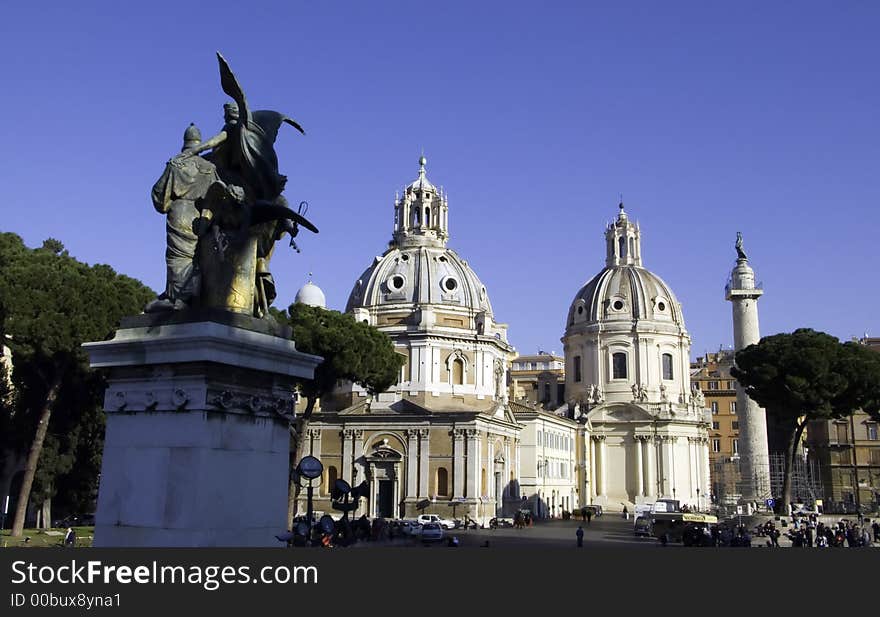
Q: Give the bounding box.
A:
[765,498,775,509]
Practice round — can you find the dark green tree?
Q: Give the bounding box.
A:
[731,329,880,512]
[0,233,153,535]
[282,303,404,524]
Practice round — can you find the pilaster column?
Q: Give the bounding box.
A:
[688,437,699,501]
[418,428,430,498]
[307,429,321,458]
[341,429,353,483]
[406,429,418,499]
[452,429,465,499]
[644,437,656,498]
[352,429,365,485]
[592,435,606,497]
[466,429,479,499]
[634,436,644,497]
[487,440,495,501]
[589,435,597,500]
[503,437,511,500]
[701,438,711,500]
[514,437,521,498]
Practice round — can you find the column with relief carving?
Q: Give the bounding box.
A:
[452,429,465,498]
[418,428,430,498]
[405,429,418,500]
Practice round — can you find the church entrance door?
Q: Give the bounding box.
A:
[378,480,393,518]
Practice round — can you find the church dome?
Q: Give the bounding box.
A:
[346,157,493,316]
[295,280,326,308]
[346,245,493,314]
[567,203,685,329]
[567,266,684,328]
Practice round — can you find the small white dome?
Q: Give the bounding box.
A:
[295,281,326,308]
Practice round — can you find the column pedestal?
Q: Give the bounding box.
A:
[84,313,321,547]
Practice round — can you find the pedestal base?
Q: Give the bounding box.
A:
[85,318,321,547]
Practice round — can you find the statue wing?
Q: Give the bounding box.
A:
[252,110,305,143]
[216,52,250,122]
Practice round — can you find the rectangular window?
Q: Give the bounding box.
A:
[867,423,878,441]
[711,401,719,414]
[709,381,719,390]
[836,423,849,443]
[732,421,739,430]
[612,352,628,379]
[730,401,737,414]
[662,353,674,380]
[574,356,582,383]
[712,422,720,430]
[732,439,738,455]
[869,449,880,464]
[712,439,721,453]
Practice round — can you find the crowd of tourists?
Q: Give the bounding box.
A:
[754,513,878,548]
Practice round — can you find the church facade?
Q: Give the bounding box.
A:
[302,159,523,523]
[564,204,712,509]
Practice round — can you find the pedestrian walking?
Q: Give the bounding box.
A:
[586,509,592,525]
[576,525,584,548]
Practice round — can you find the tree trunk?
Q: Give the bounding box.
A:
[10,372,63,537]
[287,396,317,529]
[41,497,51,530]
[780,418,807,515]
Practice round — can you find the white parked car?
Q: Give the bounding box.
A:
[417,514,456,529]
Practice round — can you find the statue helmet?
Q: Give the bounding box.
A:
[223,101,239,120]
[182,123,202,150]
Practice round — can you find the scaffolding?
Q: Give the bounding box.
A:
[711,452,824,514]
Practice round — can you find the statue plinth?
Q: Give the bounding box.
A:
[83,314,322,547]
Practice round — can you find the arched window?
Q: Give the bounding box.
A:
[424,207,430,226]
[662,353,674,380]
[612,352,627,379]
[452,358,464,385]
[619,236,627,258]
[574,355,582,382]
[325,466,338,496]
[436,467,449,496]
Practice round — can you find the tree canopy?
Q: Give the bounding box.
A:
[0,232,154,533]
[284,303,404,413]
[731,328,880,510]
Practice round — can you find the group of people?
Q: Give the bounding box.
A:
[752,514,878,548]
[783,514,876,548]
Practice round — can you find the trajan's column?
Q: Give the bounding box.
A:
[725,233,770,504]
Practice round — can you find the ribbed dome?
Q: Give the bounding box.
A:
[295,281,327,308]
[567,265,684,327]
[346,245,493,314]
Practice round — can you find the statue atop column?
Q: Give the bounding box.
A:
[146,52,318,318]
[735,232,747,260]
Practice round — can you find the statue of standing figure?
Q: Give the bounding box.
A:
[735,232,747,260]
[146,124,219,312]
[146,52,318,318]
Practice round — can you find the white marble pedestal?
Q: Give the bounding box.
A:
[83,314,321,547]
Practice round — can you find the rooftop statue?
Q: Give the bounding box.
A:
[735,231,747,260]
[146,52,318,318]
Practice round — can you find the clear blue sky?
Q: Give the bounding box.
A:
[2,1,877,359]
